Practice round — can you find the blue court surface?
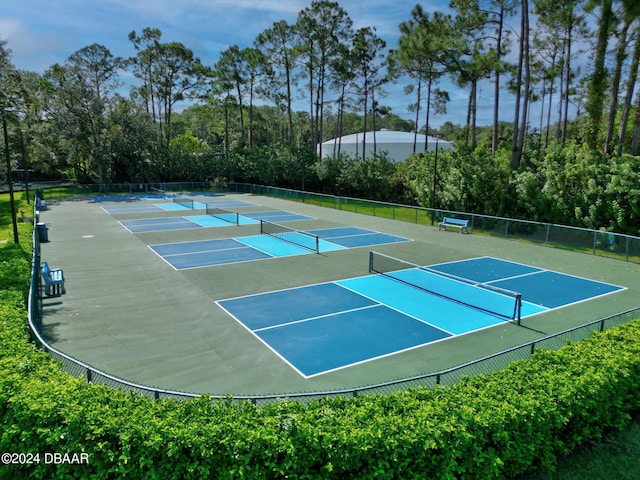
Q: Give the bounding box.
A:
[119,210,313,233]
[91,192,224,203]
[149,227,411,269]
[101,199,256,215]
[217,256,625,377]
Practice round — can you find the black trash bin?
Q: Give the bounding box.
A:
[36,222,49,242]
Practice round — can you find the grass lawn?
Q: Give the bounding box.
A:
[518,419,640,479]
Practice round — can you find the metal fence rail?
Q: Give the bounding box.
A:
[25,187,640,406]
[36,181,640,264]
[227,183,640,264]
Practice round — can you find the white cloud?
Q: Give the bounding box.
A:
[0,17,76,70]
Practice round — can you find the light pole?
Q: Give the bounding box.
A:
[1,106,19,243]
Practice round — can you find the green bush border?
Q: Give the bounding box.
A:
[1,227,640,479]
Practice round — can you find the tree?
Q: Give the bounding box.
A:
[0,40,23,243]
[241,48,268,147]
[446,5,496,148]
[617,20,640,156]
[255,20,298,147]
[388,7,451,153]
[45,44,121,189]
[128,28,209,149]
[531,15,564,149]
[295,0,353,155]
[450,0,518,154]
[108,96,156,183]
[585,0,614,150]
[533,0,586,145]
[127,28,162,130]
[514,0,531,169]
[214,45,249,145]
[351,26,387,159]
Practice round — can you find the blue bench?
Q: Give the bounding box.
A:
[438,217,469,234]
[42,261,65,296]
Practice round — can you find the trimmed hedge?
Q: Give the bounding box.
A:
[1,234,640,479]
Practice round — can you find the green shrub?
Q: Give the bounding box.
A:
[1,236,640,479]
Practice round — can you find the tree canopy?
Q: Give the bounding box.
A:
[1,0,640,233]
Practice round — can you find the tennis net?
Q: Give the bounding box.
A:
[205,203,240,225]
[260,220,320,253]
[172,194,194,209]
[150,186,167,199]
[369,251,522,323]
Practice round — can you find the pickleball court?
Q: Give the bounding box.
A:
[218,255,624,377]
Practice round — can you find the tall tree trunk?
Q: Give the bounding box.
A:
[284,50,294,148]
[556,38,565,141]
[492,5,505,155]
[561,27,572,145]
[617,24,640,156]
[466,87,473,146]
[511,0,525,169]
[604,19,630,154]
[633,102,640,155]
[470,78,478,148]
[516,0,530,167]
[413,75,422,154]
[545,61,556,148]
[362,77,369,161]
[586,0,613,150]
[317,64,325,153]
[538,74,546,155]
[424,74,432,152]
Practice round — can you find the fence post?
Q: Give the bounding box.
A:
[545,224,550,245]
[626,236,630,261]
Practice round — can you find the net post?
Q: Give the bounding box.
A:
[260,219,265,235]
[369,251,374,273]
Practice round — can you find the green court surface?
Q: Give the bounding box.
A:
[37,192,640,396]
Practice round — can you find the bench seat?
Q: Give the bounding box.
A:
[42,261,65,296]
[438,217,469,234]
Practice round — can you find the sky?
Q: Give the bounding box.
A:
[1,0,548,130]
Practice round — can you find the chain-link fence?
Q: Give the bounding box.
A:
[228,183,640,264]
[25,188,640,406]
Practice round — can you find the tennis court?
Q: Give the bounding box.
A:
[149,226,411,269]
[218,254,624,377]
[118,210,313,233]
[101,197,253,215]
[36,191,638,395]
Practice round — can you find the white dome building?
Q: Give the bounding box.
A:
[319,129,454,163]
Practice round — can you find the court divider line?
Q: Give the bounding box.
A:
[252,304,382,333]
[334,279,456,336]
